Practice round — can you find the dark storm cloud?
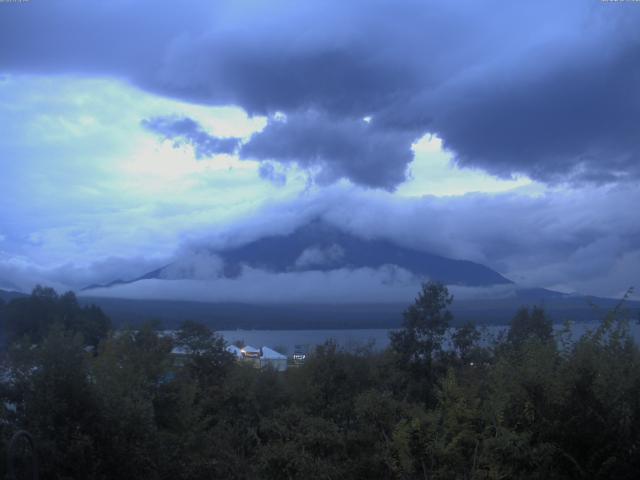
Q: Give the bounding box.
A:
[144,111,417,189]
[142,116,241,158]
[421,40,640,184]
[241,112,418,190]
[2,0,640,187]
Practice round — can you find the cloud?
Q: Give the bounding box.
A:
[241,111,418,189]
[423,39,640,184]
[0,253,166,293]
[3,181,639,299]
[158,251,224,280]
[258,162,287,186]
[295,244,345,269]
[144,111,417,189]
[179,183,640,298]
[3,1,639,187]
[82,265,422,304]
[75,263,518,305]
[142,116,241,158]
[1,2,640,300]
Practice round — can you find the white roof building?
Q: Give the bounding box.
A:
[259,346,288,371]
[260,347,287,360]
[226,345,243,359]
[241,345,261,357]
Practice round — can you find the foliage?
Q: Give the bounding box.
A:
[0,285,639,479]
[507,305,553,346]
[3,286,110,347]
[389,281,454,404]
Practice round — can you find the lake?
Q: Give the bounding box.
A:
[218,320,640,356]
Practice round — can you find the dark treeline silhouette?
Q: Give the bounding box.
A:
[0,282,638,479]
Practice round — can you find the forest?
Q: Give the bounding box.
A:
[0,282,638,479]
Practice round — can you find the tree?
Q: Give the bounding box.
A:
[507,306,553,346]
[0,297,6,348]
[174,320,235,390]
[3,286,110,347]
[89,323,173,478]
[389,281,453,402]
[5,325,99,479]
[4,286,59,344]
[452,321,481,363]
[62,293,111,347]
[292,340,374,425]
[390,281,453,361]
[257,407,345,480]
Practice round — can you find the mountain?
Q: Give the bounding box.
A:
[217,221,513,285]
[84,220,512,290]
[0,279,21,292]
[0,288,27,303]
[82,278,141,291]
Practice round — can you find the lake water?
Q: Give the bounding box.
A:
[218,321,640,356]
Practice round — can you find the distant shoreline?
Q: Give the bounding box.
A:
[77,295,640,331]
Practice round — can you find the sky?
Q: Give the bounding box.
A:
[0,0,639,301]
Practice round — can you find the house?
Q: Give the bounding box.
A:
[240,345,261,366]
[226,344,243,359]
[259,347,288,371]
[171,342,288,371]
[236,345,288,371]
[240,345,261,358]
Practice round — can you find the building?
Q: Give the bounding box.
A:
[171,343,288,371]
[226,344,243,359]
[240,345,261,358]
[259,347,288,371]
[240,345,261,367]
[236,345,288,371]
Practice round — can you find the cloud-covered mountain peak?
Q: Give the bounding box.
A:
[86,220,513,290]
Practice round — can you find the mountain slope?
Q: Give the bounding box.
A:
[219,221,513,285]
[85,220,512,290]
[0,288,27,302]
